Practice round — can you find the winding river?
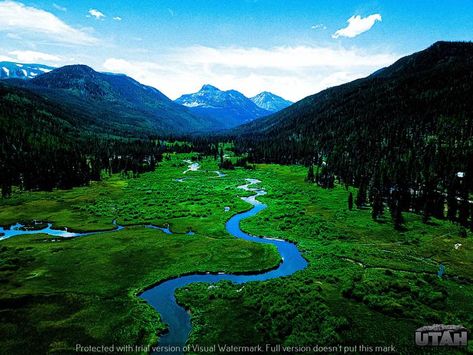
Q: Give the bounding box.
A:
[0,166,308,354]
[140,178,308,354]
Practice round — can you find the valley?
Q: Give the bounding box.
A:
[0,154,281,353]
[1,37,473,355]
[1,153,472,353]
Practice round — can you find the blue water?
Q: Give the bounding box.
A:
[147,225,174,235]
[0,178,308,354]
[438,263,446,279]
[140,179,308,354]
[0,220,124,241]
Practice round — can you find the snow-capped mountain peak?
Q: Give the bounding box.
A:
[175,84,272,128]
[200,84,220,92]
[250,91,292,112]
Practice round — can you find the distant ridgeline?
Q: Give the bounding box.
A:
[0,63,290,197]
[175,84,291,129]
[3,40,473,234]
[233,41,473,229]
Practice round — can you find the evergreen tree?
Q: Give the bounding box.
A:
[470,204,473,233]
[447,193,458,222]
[306,165,315,182]
[458,198,470,227]
[392,202,404,231]
[348,192,353,211]
[371,188,384,221]
[422,200,431,224]
[219,147,224,164]
[355,183,366,209]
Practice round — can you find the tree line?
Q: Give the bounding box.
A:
[231,47,473,231]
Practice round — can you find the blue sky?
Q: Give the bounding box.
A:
[0,0,472,100]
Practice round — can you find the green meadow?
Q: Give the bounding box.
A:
[1,154,472,353]
[176,164,473,354]
[0,154,279,354]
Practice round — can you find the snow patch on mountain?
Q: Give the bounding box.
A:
[250,91,292,112]
[175,84,272,128]
[0,62,55,80]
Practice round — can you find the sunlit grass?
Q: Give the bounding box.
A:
[0,153,280,353]
[177,162,473,353]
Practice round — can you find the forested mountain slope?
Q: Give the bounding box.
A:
[5,65,217,135]
[234,41,473,225]
[0,65,210,196]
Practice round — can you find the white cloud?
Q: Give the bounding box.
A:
[333,14,382,39]
[53,3,66,12]
[9,50,62,63]
[169,45,395,70]
[0,1,97,45]
[113,16,122,21]
[0,54,15,61]
[103,45,400,102]
[88,9,105,20]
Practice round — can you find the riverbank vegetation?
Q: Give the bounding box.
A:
[176,163,473,353]
[0,154,280,354]
[1,153,472,353]
[0,152,242,234]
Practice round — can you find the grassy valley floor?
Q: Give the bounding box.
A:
[0,154,280,354]
[176,164,473,354]
[1,155,472,354]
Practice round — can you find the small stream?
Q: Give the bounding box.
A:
[0,166,308,354]
[0,221,124,240]
[140,179,308,354]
